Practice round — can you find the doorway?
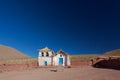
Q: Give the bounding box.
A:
[59,58,63,65]
[44,61,47,66]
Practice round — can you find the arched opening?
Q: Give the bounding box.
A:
[42,52,44,56]
[46,52,49,56]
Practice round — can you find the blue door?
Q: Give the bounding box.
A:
[44,61,47,66]
[59,58,63,64]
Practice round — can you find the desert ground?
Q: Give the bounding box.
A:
[0,67,119,80]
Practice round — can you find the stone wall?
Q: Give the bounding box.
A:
[71,60,91,67]
[0,62,38,72]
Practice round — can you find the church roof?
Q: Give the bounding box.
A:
[38,47,53,52]
[55,50,68,56]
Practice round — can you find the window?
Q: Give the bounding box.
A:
[60,54,62,57]
[42,52,44,56]
[46,52,49,56]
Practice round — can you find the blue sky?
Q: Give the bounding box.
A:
[0,0,120,57]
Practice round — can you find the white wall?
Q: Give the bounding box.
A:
[67,55,71,66]
[38,51,71,67]
[38,57,52,66]
[53,54,65,66]
[38,52,41,56]
[38,51,53,66]
[48,52,53,56]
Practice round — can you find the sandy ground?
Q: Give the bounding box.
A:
[0,67,120,80]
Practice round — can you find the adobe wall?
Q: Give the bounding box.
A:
[0,62,38,72]
[71,60,91,67]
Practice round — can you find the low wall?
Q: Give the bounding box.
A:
[0,62,38,72]
[71,60,91,67]
[0,60,93,72]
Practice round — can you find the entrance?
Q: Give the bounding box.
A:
[44,61,47,66]
[59,58,63,65]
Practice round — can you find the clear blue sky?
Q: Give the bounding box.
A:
[0,0,120,57]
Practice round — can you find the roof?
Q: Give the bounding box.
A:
[55,50,68,56]
[38,47,53,52]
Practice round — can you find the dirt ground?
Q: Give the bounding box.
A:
[0,67,119,80]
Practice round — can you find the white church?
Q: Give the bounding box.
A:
[38,47,71,67]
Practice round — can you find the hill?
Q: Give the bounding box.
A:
[0,45,29,59]
[71,54,100,61]
[104,49,120,56]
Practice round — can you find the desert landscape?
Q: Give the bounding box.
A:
[0,67,120,80]
[0,45,120,80]
[0,0,120,80]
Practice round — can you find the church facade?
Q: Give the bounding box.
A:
[38,47,71,67]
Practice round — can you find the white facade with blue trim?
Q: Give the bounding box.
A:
[38,47,71,67]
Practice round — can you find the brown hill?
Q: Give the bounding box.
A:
[71,54,100,61]
[104,49,120,56]
[0,45,29,59]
